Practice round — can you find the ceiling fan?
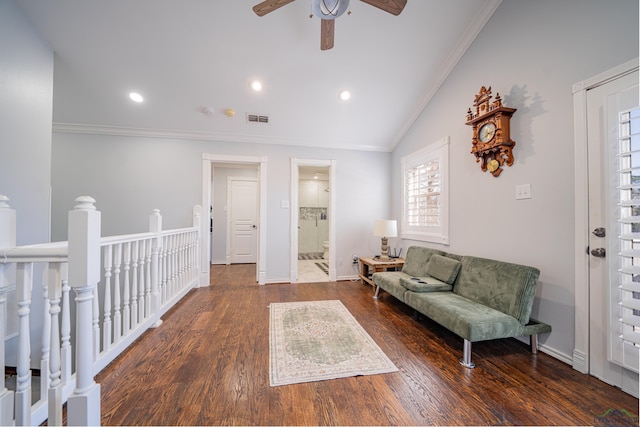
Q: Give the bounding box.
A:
[252,0,407,50]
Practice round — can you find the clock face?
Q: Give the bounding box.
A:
[478,122,496,143]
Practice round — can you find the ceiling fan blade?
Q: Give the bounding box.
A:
[359,0,407,16]
[320,19,335,50]
[252,0,296,17]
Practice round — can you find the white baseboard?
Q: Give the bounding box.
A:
[572,349,588,373]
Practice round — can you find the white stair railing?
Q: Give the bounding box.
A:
[0,195,201,426]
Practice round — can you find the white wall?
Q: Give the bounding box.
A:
[0,0,53,245]
[391,0,638,362]
[51,133,391,281]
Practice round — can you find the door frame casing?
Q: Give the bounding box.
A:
[202,153,267,285]
[572,58,639,374]
[290,158,336,282]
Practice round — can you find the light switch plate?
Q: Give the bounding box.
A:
[515,184,531,200]
[281,200,290,209]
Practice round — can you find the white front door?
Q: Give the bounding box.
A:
[587,68,639,395]
[228,177,258,264]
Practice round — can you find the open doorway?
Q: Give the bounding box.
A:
[290,158,336,283]
[297,166,330,282]
[201,154,267,285]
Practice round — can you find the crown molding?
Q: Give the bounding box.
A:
[52,123,390,153]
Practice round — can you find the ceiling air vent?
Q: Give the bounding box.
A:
[246,113,270,125]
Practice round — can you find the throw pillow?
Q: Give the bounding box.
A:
[426,254,461,285]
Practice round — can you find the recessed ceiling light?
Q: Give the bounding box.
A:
[129,92,144,103]
[338,89,351,101]
[250,80,263,92]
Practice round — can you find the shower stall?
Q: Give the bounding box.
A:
[298,179,329,257]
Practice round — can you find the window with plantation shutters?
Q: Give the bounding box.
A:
[617,106,640,356]
[401,137,449,244]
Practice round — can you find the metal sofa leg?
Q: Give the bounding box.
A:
[459,339,476,368]
[530,334,539,354]
[373,286,381,299]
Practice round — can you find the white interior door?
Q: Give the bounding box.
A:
[228,177,258,264]
[587,68,639,394]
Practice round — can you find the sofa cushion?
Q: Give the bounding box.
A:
[404,291,525,342]
[426,254,461,284]
[400,276,453,292]
[401,246,445,277]
[453,256,540,325]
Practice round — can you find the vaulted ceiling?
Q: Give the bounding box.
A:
[15,0,500,152]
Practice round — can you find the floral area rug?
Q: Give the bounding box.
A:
[269,300,398,386]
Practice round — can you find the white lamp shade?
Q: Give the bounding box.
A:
[373,219,397,238]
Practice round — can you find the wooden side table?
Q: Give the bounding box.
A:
[358,257,405,288]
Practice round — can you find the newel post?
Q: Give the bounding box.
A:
[149,209,163,328]
[67,196,101,426]
[0,195,16,426]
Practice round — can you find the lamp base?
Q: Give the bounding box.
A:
[380,237,389,260]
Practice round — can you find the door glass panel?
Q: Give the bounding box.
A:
[618,106,640,361]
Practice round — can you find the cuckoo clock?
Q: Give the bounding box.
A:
[466,86,517,177]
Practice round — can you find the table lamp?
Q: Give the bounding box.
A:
[373,219,397,260]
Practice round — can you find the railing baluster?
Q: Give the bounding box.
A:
[123,242,131,335]
[41,273,51,403]
[149,210,162,327]
[189,231,194,282]
[103,245,113,352]
[180,233,186,289]
[131,241,139,328]
[15,262,33,426]
[161,235,168,304]
[165,235,171,298]
[92,268,100,361]
[145,238,152,319]
[60,264,71,387]
[164,235,171,299]
[138,239,146,321]
[170,234,177,296]
[47,262,63,426]
[113,243,122,343]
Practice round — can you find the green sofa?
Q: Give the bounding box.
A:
[372,246,551,368]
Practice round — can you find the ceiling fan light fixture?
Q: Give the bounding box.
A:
[312,0,350,19]
[338,89,351,101]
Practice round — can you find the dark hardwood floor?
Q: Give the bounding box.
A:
[95,264,639,426]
